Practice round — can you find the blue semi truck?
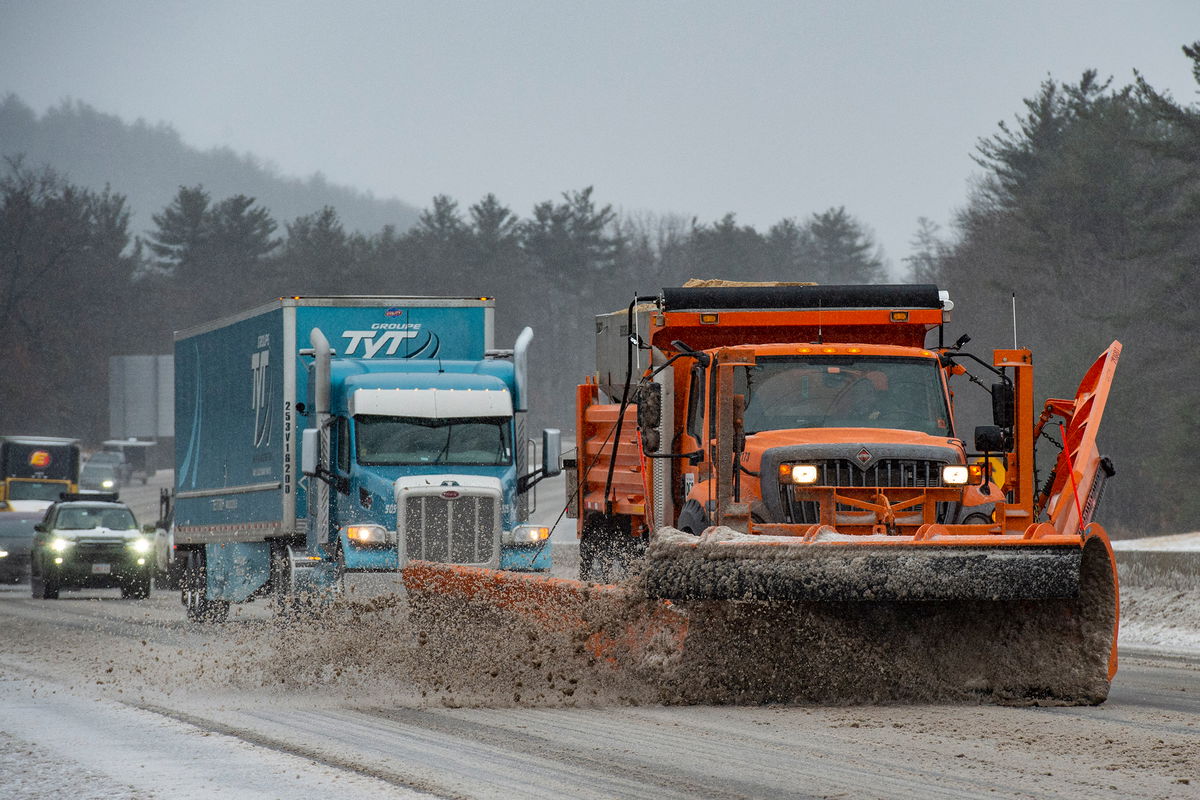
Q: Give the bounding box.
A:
[174,296,561,621]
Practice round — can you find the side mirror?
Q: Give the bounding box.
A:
[975,425,1010,453]
[142,524,156,534]
[541,428,562,477]
[991,382,1015,429]
[33,524,45,533]
[301,428,319,476]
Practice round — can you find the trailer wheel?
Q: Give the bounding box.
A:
[182,550,228,623]
[579,513,642,583]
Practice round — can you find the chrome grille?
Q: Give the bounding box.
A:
[402,493,498,565]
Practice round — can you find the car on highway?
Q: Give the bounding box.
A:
[29,494,153,599]
[0,510,41,583]
[84,451,131,486]
[79,460,119,491]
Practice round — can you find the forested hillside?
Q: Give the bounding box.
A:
[2,42,1199,535]
[0,95,420,237]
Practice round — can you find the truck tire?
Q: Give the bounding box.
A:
[579,513,642,583]
[182,550,228,623]
[269,543,313,618]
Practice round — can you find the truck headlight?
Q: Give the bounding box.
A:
[510,525,551,545]
[51,538,74,552]
[780,464,819,484]
[344,524,389,546]
[942,465,969,485]
[128,537,152,554]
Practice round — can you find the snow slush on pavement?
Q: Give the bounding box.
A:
[406,283,1123,705]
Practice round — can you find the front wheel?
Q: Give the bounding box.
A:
[30,556,59,599]
[579,513,643,583]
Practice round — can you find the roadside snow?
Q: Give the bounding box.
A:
[0,674,429,799]
[1112,531,1200,552]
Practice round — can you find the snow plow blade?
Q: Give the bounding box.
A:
[403,526,1119,706]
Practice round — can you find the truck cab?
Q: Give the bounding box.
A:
[572,284,1047,578]
[313,351,558,573]
[0,436,81,512]
[672,341,997,535]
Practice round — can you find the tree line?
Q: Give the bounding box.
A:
[3,41,1199,535]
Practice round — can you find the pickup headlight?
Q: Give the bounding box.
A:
[128,537,153,554]
[50,538,74,552]
[344,524,390,546]
[509,525,551,545]
[942,465,970,485]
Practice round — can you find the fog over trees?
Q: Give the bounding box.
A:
[3,43,1199,534]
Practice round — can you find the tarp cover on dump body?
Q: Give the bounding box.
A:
[661,284,942,312]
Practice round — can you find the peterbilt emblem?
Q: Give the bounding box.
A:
[855,447,873,467]
[441,490,460,499]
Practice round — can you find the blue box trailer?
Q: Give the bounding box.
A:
[174,296,560,621]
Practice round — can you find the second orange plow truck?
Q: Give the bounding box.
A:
[404,283,1122,704]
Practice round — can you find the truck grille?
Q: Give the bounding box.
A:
[401,491,499,565]
[814,458,946,488]
[779,458,951,526]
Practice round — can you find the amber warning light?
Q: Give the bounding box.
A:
[29,450,51,468]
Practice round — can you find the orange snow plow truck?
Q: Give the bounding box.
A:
[405,283,1122,704]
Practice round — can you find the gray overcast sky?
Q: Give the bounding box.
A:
[2,0,1199,270]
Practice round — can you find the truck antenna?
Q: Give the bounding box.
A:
[817,301,824,345]
[1011,292,1018,349]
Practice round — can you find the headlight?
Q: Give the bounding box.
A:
[0,550,8,558]
[510,525,551,545]
[345,524,389,545]
[128,537,153,554]
[50,538,74,552]
[101,479,115,489]
[942,465,969,485]
[780,464,819,484]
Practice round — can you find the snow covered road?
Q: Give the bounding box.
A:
[1,565,1198,800]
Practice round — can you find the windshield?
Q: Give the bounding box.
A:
[7,480,68,501]
[0,516,37,538]
[355,415,513,466]
[56,507,137,530]
[735,356,952,436]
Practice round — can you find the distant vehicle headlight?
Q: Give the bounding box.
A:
[50,538,74,552]
[101,479,115,489]
[0,550,8,558]
[128,537,153,554]
[942,465,970,485]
